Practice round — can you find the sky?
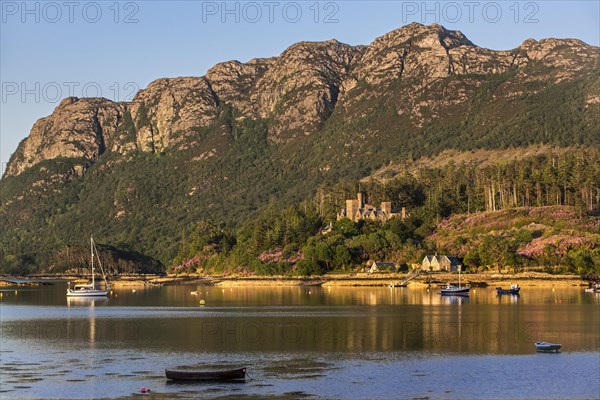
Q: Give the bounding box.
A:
[1,0,599,173]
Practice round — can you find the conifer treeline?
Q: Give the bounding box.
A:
[319,149,600,221]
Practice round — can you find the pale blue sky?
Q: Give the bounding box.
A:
[1,0,599,172]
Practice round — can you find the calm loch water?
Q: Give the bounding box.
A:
[1,283,599,399]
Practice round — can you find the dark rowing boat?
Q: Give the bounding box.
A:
[165,367,246,382]
[496,284,520,295]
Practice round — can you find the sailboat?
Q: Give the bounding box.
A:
[67,237,110,297]
[440,266,470,296]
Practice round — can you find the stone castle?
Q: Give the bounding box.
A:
[337,192,406,223]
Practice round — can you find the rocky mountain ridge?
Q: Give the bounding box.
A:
[5,22,599,177]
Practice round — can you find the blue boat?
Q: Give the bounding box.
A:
[496,284,520,295]
[535,341,561,353]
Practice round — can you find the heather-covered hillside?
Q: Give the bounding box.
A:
[429,206,600,273]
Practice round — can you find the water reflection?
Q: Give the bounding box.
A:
[1,283,599,399]
[66,297,109,307]
[0,284,598,356]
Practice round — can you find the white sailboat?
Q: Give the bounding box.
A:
[440,265,470,295]
[67,237,110,297]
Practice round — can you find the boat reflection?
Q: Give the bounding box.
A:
[497,293,520,304]
[439,294,469,305]
[67,296,109,307]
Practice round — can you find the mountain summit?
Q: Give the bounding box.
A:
[6,23,598,177]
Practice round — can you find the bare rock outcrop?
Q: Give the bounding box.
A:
[353,23,473,88]
[129,77,219,152]
[5,97,125,176]
[4,23,598,177]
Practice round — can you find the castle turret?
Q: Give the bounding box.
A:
[346,199,359,221]
[381,201,392,215]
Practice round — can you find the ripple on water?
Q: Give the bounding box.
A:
[282,391,313,398]
[262,358,335,380]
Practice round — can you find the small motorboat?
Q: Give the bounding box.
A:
[535,341,561,353]
[497,284,520,295]
[165,367,246,382]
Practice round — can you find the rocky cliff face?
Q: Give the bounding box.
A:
[5,97,125,176]
[353,23,473,87]
[4,23,599,178]
[129,77,220,152]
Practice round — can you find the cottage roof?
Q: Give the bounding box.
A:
[444,256,461,265]
[374,262,396,267]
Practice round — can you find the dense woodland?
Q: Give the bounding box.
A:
[1,147,599,275]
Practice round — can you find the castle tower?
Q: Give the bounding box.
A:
[357,192,364,209]
[381,202,392,215]
[346,199,359,221]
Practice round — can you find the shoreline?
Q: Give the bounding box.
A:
[0,272,590,288]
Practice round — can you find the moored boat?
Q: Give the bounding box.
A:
[535,341,561,353]
[66,283,109,297]
[497,284,520,295]
[584,283,600,293]
[440,266,469,296]
[440,285,470,295]
[165,367,246,382]
[67,237,110,297]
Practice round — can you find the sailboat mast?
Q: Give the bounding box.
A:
[91,237,95,287]
[458,265,461,289]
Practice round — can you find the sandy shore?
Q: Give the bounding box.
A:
[211,271,589,288]
[178,272,588,288]
[0,272,589,288]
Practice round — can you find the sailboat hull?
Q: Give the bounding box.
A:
[440,287,470,295]
[67,289,109,297]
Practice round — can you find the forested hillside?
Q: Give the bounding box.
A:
[168,148,600,277]
[1,23,598,273]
